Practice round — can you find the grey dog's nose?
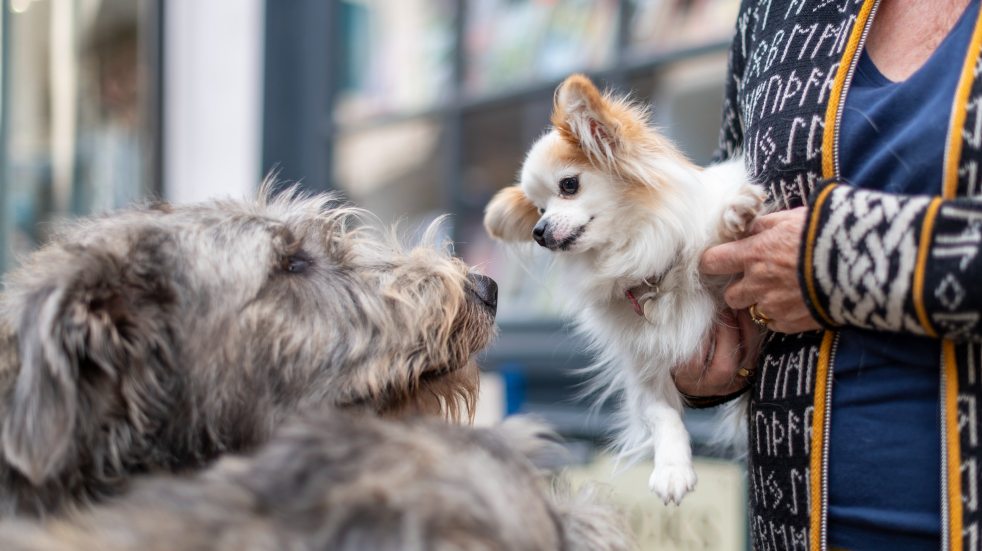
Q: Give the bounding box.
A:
[532,220,547,247]
[467,273,497,313]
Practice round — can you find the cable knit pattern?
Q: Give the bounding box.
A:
[804,184,933,333]
[804,183,982,340]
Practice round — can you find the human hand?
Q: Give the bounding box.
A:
[700,207,821,334]
[674,309,760,397]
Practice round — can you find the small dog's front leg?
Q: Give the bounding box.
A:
[645,400,696,504]
[631,378,696,505]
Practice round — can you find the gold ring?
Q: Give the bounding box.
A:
[737,367,754,378]
[749,303,771,328]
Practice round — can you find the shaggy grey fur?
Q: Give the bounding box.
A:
[0,188,495,516]
[0,410,634,551]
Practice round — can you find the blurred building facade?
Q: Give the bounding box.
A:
[0,2,745,548]
[0,0,264,270]
[1,0,159,269]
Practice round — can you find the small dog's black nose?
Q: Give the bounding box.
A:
[532,220,548,247]
[466,273,497,313]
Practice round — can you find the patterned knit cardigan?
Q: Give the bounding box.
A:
[717,1,982,549]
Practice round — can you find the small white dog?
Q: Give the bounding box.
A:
[483,74,763,504]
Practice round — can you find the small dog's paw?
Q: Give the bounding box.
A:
[721,185,765,240]
[648,463,697,505]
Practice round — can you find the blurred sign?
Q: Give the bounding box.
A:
[567,454,746,551]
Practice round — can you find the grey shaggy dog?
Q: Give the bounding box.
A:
[0,411,634,551]
[0,188,497,516]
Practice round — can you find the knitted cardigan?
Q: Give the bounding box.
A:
[717,1,982,549]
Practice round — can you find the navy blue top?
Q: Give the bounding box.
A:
[829,2,979,548]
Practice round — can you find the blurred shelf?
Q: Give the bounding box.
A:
[456,39,730,111]
[326,39,730,137]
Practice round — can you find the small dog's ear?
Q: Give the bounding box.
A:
[3,240,174,486]
[484,186,539,242]
[551,74,622,164]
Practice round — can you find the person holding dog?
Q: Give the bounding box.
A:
[674,0,982,548]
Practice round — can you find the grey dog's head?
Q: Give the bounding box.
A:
[0,187,495,513]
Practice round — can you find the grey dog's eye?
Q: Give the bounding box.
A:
[559,176,579,196]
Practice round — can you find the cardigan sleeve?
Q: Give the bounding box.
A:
[799,182,982,341]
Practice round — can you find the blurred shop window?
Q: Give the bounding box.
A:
[335,0,455,127]
[464,0,619,97]
[331,0,455,230]
[333,117,448,230]
[4,0,159,263]
[628,0,741,56]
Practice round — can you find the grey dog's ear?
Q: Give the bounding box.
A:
[3,240,174,486]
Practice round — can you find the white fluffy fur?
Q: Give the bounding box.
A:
[485,75,763,504]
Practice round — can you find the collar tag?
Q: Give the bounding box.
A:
[625,276,661,320]
[625,289,644,317]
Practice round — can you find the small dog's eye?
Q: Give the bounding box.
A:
[559,176,579,196]
[538,207,545,215]
[283,252,312,274]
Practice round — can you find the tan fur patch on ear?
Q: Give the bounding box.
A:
[550,74,649,169]
[551,74,608,143]
[484,187,539,243]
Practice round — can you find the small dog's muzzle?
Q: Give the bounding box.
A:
[466,273,498,314]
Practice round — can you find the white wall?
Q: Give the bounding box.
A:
[164,0,264,203]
